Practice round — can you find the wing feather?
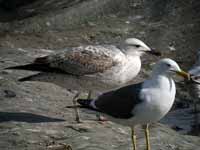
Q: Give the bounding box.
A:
[34,45,122,75]
[94,83,143,119]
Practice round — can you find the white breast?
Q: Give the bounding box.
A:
[118,56,141,84]
[96,56,141,87]
[132,76,176,125]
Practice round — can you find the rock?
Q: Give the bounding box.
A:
[4,89,16,98]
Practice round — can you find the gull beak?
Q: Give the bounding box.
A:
[175,70,190,80]
[146,48,161,56]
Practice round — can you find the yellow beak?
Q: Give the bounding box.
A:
[175,70,190,80]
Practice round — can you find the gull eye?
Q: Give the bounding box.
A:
[135,45,141,48]
[166,63,171,67]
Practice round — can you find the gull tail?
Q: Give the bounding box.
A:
[77,99,93,109]
[5,64,47,82]
[6,63,66,74]
[6,64,51,72]
[18,73,41,82]
[5,56,53,72]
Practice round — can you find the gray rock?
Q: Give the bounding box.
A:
[0,48,200,150]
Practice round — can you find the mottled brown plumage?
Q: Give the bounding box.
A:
[33,45,120,75]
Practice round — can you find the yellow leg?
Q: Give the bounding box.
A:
[72,92,81,123]
[131,127,137,150]
[145,124,151,150]
[87,91,92,99]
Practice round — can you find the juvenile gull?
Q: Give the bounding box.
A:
[77,58,190,150]
[6,38,160,122]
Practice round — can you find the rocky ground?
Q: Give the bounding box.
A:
[0,48,200,150]
[0,0,200,150]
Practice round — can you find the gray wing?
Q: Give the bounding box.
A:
[94,82,143,119]
[34,45,122,75]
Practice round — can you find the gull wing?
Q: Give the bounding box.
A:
[93,83,143,119]
[8,45,122,76]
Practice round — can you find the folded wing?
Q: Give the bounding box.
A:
[78,83,143,119]
[7,45,122,76]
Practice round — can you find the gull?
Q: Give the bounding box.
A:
[77,58,190,150]
[6,38,160,122]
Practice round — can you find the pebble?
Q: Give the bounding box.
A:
[4,90,16,98]
[168,46,176,51]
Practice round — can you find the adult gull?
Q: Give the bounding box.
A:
[6,38,160,122]
[77,58,190,150]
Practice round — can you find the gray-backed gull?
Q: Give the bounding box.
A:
[77,58,190,150]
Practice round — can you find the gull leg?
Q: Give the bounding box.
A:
[131,126,137,150]
[72,92,82,123]
[87,90,92,99]
[145,124,151,150]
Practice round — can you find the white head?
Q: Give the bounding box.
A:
[151,58,189,79]
[124,38,160,56]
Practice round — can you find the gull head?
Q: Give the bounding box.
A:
[124,38,161,56]
[152,58,190,80]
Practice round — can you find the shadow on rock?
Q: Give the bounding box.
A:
[0,111,65,123]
